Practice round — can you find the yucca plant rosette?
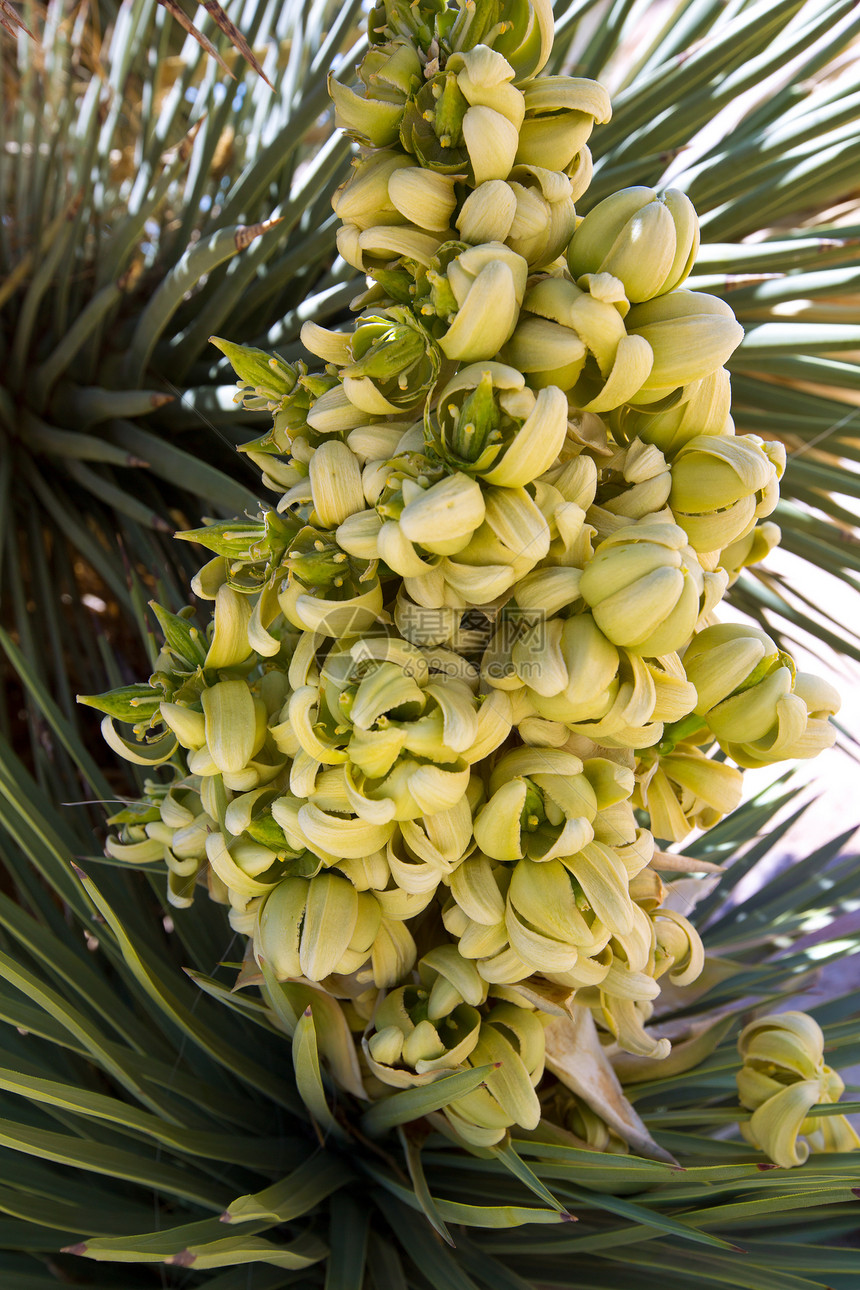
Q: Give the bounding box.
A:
[0,0,858,1285]
[61,0,860,1276]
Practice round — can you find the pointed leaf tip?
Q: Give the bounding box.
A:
[561,1212,578,1222]
[234,218,284,251]
[165,1250,197,1266]
[70,862,87,880]
[62,1243,88,1255]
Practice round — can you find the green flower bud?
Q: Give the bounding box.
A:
[579,520,706,657]
[625,290,744,395]
[400,48,523,183]
[492,0,554,81]
[567,187,699,303]
[432,361,568,486]
[339,310,442,415]
[285,525,360,591]
[670,433,784,553]
[329,40,421,147]
[737,1012,860,1167]
[516,76,611,172]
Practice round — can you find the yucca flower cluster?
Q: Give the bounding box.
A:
[737,1013,860,1168]
[81,0,850,1154]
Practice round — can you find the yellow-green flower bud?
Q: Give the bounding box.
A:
[670,434,784,553]
[681,623,838,768]
[201,679,265,776]
[595,438,671,520]
[159,702,206,751]
[433,361,569,486]
[445,1003,544,1145]
[625,290,744,396]
[202,583,254,671]
[256,872,381,982]
[308,441,365,528]
[329,40,421,147]
[289,639,503,824]
[567,187,699,303]
[652,907,704,986]
[635,742,743,842]
[419,241,529,362]
[475,747,595,862]
[505,275,653,410]
[456,180,518,245]
[509,614,620,726]
[490,0,554,82]
[364,969,483,1086]
[505,855,608,974]
[719,521,781,585]
[388,167,459,233]
[737,1012,860,1167]
[506,165,578,268]
[399,471,487,551]
[278,572,384,638]
[516,77,611,172]
[612,368,733,456]
[683,623,780,716]
[332,151,414,231]
[579,520,706,657]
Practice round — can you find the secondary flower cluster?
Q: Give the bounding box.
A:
[81,0,845,1152]
[737,1013,859,1167]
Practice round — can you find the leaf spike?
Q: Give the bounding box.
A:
[234,217,285,251]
